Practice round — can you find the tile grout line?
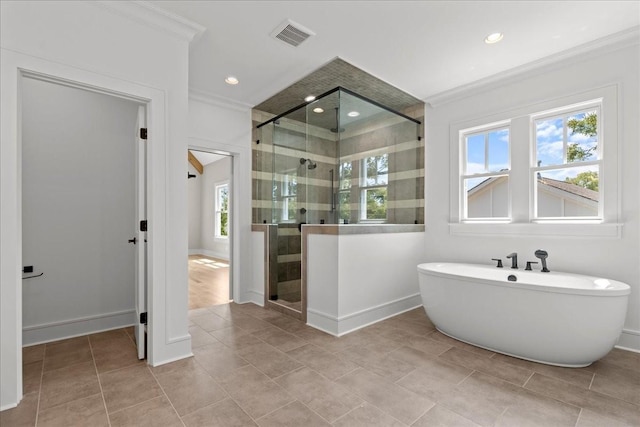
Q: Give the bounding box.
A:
[522,371,536,388]
[147,366,187,427]
[88,336,112,427]
[574,408,584,427]
[587,371,596,390]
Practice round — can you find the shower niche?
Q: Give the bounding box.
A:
[254,87,423,320]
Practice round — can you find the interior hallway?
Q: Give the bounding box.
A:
[2,303,639,426]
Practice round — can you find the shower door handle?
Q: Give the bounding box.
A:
[330,169,335,211]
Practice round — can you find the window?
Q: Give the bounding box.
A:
[280,170,297,222]
[360,154,388,221]
[461,125,510,220]
[533,103,601,220]
[215,182,229,238]
[450,85,618,237]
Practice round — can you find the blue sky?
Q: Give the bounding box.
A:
[466,128,509,174]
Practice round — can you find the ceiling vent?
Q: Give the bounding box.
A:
[271,19,315,47]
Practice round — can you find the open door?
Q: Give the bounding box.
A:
[134,105,147,359]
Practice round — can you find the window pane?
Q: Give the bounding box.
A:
[364,155,388,186]
[338,191,350,221]
[536,117,564,167]
[363,188,387,220]
[567,110,598,163]
[466,134,485,174]
[339,162,352,190]
[536,166,599,218]
[465,176,508,219]
[487,129,509,172]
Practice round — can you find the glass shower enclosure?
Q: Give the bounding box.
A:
[255,87,422,317]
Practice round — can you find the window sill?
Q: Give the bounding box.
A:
[449,222,622,238]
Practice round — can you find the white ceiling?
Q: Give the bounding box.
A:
[190,150,226,166]
[151,1,639,109]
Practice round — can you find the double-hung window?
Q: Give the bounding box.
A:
[214,182,229,238]
[460,124,510,220]
[532,102,601,220]
[280,170,297,222]
[360,154,388,221]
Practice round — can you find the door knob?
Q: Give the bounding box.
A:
[128,237,137,244]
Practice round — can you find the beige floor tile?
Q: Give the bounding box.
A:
[92,334,143,374]
[275,367,363,423]
[255,400,330,427]
[237,341,302,378]
[496,388,581,427]
[366,321,425,344]
[591,361,640,405]
[191,313,232,332]
[182,398,257,426]
[524,373,640,425]
[230,315,273,333]
[395,356,472,402]
[43,336,93,372]
[427,331,495,357]
[210,326,263,350]
[384,318,435,337]
[192,343,249,380]
[576,408,639,427]
[219,365,294,419]
[153,358,228,416]
[491,352,595,389]
[336,367,434,425]
[331,402,406,427]
[23,344,45,365]
[252,327,306,352]
[436,371,521,427]
[189,325,220,348]
[597,348,640,373]
[337,345,417,382]
[0,391,39,427]
[412,404,481,427]
[88,329,131,349]
[265,313,312,334]
[39,360,100,410]
[109,395,182,427]
[100,364,163,413]
[402,335,453,357]
[22,360,43,395]
[439,346,533,386]
[286,343,359,381]
[37,393,108,427]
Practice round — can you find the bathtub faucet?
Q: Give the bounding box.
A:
[535,249,550,273]
[506,252,518,269]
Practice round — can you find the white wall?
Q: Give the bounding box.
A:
[21,78,139,345]
[188,98,255,303]
[188,162,203,250]
[424,41,639,350]
[199,157,232,259]
[1,1,200,409]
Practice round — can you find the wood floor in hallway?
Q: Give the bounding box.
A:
[188,254,230,309]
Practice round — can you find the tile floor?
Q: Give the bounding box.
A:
[2,303,639,426]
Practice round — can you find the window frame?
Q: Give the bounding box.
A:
[530,101,603,222]
[459,122,511,222]
[214,181,229,239]
[359,154,389,223]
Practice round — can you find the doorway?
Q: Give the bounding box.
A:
[187,149,233,309]
[20,76,147,358]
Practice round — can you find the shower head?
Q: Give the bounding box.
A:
[307,160,317,170]
[300,157,307,165]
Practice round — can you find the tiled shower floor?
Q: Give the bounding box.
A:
[2,303,639,426]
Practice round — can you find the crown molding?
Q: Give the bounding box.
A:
[425,26,640,108]
[94,0,206,44]
[189,88,253,113]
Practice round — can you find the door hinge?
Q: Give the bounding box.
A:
[140,312,147,325]
[140,128,148,140]
[140,220,148,232]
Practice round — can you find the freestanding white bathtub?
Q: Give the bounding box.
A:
[417,262,630,367]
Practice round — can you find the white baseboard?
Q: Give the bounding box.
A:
[23,309,136,346]
[189,248,229,261]
[307,294,423,336]
[0,402,18,411]
[616,328,640,353]
[240,290,264,306]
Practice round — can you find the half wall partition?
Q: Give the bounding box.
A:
[253,87,423,320]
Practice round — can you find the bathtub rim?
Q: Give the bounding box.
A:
[417,262,630,297]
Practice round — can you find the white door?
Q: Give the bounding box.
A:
[134,105,147,360]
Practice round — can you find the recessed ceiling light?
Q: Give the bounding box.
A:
[305,95,316,102]
[313,107,324,113]
[484,32,504,44]
[225,76,239,85]
[347,111,360,117]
